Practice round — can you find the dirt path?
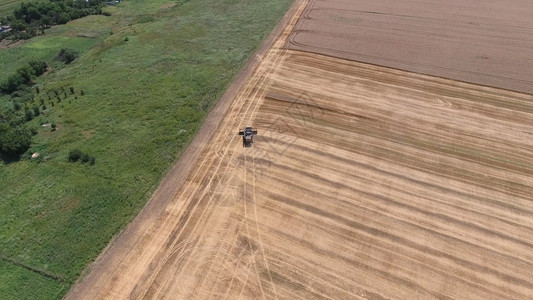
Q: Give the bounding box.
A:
[67,0,533,298]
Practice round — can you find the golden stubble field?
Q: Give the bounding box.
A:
[68,0,533,298]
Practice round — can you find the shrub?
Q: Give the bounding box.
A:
[28,60,47,76]
[24,109,33,121]
[68,149,83,162]
[81,153,90,163]
[1,72,25,93]
[0,123,32,157]
[68,149,95,165]
[17,65,36,83]
[57,48,80,64]
[57,13,71,25]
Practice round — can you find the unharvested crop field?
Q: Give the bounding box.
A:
[69,0,533,298]
[288,0,533,95]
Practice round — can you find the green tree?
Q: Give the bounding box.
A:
[0,123,32,156]
[29,60,48,76]
[24,109,33,121]
[1,73,25,93]
[17,65,36,85]
[40,15,52,29]
[10,19,26,32]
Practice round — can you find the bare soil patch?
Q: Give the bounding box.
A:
[0,39,23,49]
[159,3,177,9]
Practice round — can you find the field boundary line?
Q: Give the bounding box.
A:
[1,255,66,283]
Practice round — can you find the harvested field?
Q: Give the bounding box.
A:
[287,0,533,94]
[68,0,533,299]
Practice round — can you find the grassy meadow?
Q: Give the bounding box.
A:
[0,0,292,298]
[0,0,22,16]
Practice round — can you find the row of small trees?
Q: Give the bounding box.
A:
[0,48,83,159]
[0,84,87,159]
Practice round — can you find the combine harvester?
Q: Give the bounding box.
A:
[238,127,257,147]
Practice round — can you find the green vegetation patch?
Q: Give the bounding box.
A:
[0,36,97,83]
[23,36,99,51]
[0,0,292,298]
[0,0,23,16]
[0,0,105,40]
[0,48,53,82]
[0,259,67,299]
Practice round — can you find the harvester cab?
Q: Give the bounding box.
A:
[238,127,258,147]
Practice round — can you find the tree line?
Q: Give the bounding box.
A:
[0,0,107,40]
